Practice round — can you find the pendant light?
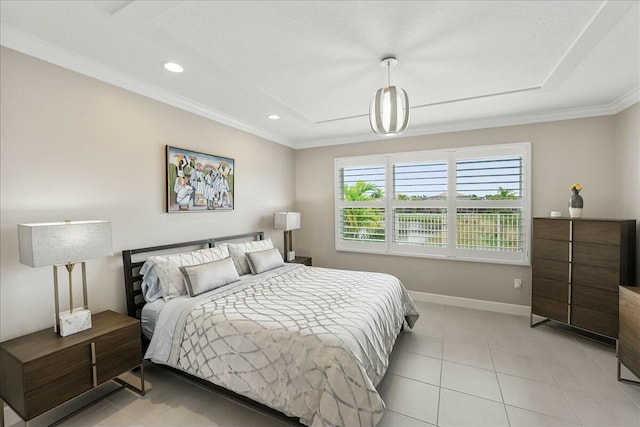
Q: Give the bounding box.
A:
[369,56,410,136]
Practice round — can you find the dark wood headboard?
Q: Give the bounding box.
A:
[121,231,265,319]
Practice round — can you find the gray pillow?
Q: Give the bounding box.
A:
[180,257,240,296]
[228,239,275,275]
[146,246,231,300]
[246,248,285,274]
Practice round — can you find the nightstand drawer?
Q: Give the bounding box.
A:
[24,343,91,392]
[25,368,92,419]
[95,323,141,384]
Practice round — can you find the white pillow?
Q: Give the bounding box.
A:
[140,261,163,302]
[146,246,230,300]
[246,248,285,274]
[227,239,274,275]
[180,257,240,297]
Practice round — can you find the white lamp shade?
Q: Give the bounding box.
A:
[18,220,113,267]
[370,85,410,136]
[273,212,301,231]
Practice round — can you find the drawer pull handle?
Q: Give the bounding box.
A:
[91,342,96,364]
[92,366,97,387]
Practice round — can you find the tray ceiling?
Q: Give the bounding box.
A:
[1,1,638,148]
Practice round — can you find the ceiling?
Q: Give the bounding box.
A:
[1,1,638,149]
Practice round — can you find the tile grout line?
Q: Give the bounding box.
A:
[385,409,436,427]
[488,343,511,426]
[435,351,443,427]
[574,335,640,410]
[541,335,585,427]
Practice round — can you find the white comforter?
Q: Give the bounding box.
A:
[146,264,419,427]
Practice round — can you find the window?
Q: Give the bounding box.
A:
[335,142,531,265]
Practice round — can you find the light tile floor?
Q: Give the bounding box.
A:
[5,301,640,427]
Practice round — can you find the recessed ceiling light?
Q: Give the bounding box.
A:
[164,62,184,73]
[268,114,280,120]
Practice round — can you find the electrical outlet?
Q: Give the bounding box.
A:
[514,278,522,289]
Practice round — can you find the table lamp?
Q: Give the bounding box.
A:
[273,212,301,262]
[17,220,113,336]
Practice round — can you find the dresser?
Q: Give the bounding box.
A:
[0,310,144,425]
[531,218,636,338]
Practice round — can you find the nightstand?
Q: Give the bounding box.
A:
[618,286,640,384]
[287,256,312,266]
[0,310,144,426]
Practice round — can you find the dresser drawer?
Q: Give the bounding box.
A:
[24,343,91,392]
[532,257,569,282]
[95,323,141,384]
[532,276,568,303]
[573,221,621,245]
[533,239,569,262]
[572,263,620,291]
[532,296,568,323]
[533,219,570,241]
[572,285,618,315]
[573,242,620,269]
[571,305,617,338]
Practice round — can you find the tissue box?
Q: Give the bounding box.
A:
[58,308,92,336]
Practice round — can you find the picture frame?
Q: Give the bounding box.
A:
[166,145,234,212]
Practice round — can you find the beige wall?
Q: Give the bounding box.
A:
[2,45,637,340]
[295,115,623,306]
[614,103,640,283]
[0,48,296,340]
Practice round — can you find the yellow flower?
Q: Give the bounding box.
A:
[570,183,582,192]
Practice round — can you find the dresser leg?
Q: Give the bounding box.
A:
[530,312,550,327]
[1,397,5,427]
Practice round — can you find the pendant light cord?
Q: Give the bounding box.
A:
[387,62,391,87]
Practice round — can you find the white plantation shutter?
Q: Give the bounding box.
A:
[335,157,387,253]
[335,142,531,265]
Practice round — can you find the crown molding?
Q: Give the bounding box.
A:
[2,25,637,152]
[295,94,639,150]
[611,86,640,113]
[0,26,295,149]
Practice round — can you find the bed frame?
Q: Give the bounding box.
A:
[121,231,301,421]
[121,231,264,320]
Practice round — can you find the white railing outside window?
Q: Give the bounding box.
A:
[335,142,531,265]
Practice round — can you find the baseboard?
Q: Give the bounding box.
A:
[408,290,530,317]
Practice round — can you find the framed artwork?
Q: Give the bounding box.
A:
[166,146,234,212]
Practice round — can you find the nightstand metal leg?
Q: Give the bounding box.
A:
[617,359,640,385]
[112,364,146,396]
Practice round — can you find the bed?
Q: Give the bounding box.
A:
[122,232,419,427]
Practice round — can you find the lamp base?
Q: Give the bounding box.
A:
[58,308,92,337]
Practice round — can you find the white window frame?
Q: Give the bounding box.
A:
[334,142,531,266]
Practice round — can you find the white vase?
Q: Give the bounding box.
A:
[569,207,583,218]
